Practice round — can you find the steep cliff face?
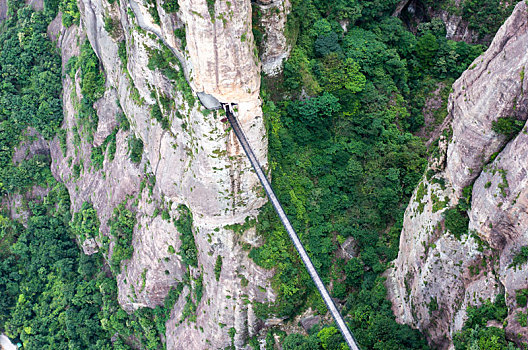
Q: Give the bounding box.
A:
[0,0,6,22]
[387,1,528,347]
[44,0,290,347]
[254,0,291,76]
[180,0,259,100]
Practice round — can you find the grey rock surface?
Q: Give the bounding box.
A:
[12,128,49,165]
[300,315,321,332]
[444,0,528,195]
[0,0,6,23]
[0,335,16,350]
[387,1,528,348]
[45,0,279,347]
[393,0,498,43]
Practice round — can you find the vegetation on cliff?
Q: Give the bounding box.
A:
[250,0,515,348]
[0,3,176,349]
[0,0,520,349]
[0,182,180,349]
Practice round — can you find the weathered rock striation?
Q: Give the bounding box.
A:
[44,0,286,347]
[393,0,474,42]
[0,0,7,23]
[387,1,528,348]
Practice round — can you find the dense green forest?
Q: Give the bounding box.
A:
[0,182,180,349]
[0,0,518,349]
[249,0,516,349]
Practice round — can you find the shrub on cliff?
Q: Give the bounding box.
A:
[108,202,136,273]
[492,117,525,138]
[444,207,469,239]
[128,135,144,164]
[70,202,100,243]
[174,205,198,267]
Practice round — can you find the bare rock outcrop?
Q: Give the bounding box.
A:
[180,0,259,102]
[445,3,528,195]
[387,1,528,348]
[469,131,528,342]
[255,0,292,76]
[178,0,268,191]
[0,0,7,24]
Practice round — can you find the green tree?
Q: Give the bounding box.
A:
[444,207,469,239]
[416,32,439,67]
[492,117,525,138]
[318,327,346,350]
[321,55,366,93]
[315,32,342,57]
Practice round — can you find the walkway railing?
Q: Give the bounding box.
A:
[224,104,361,350]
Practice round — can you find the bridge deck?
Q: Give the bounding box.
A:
[224,105,361,350]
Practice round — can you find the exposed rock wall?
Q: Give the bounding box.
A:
[0,0,44,22]
[0,0,7,23]
[387,1,528,348]
[444,4,528,194]
[46,0,279,347]
[255,0,292,76]
[180,0,259,101]
[178,0,268,190]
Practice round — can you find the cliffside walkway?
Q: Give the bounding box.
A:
[224,105,361,350]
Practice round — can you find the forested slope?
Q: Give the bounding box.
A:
[0,2,181,348]
[0,0,520,349]
[250,0,517,348]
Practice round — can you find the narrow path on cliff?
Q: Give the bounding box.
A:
[224,104,361,350]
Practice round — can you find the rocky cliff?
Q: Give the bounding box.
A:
[387,1,528,347]
[44,0,289,348]
[255,0,291,76]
